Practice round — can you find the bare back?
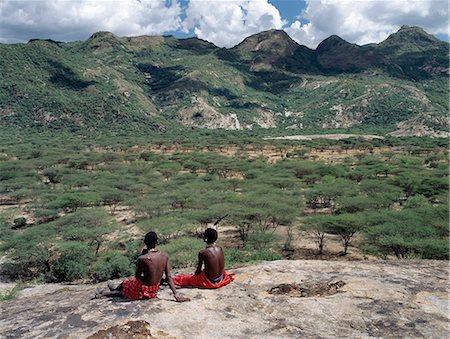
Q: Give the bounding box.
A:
[136,250,168,286]
[199,245,224,280]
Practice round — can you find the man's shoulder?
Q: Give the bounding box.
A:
[199,247,210,255]
[137,254,147,261]
[200,245,223,255]
[138,250,169,260]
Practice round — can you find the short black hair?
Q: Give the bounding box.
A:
[203,228,218,243]
[144,231,158,248]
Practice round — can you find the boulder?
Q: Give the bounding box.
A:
[0,260,448,338]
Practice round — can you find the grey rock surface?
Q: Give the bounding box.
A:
[1,260,448,338]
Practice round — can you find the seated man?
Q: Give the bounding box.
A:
[95,231,189,302]
[173,228,234,288]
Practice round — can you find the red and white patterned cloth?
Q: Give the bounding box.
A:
[122,277,160,299]
[173,271,234,289]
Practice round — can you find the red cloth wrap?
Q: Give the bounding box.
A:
[173,271,234,289]
[122,277,160,299]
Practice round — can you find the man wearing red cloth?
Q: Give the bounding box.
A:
[173,228,234,288]
[95,231,190,302]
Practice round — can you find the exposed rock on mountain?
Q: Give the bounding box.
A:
[1,260,448,338]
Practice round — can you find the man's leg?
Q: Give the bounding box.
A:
[108,281,123,291]
[94,286,123,298]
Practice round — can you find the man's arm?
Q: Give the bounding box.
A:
[165,256,190,302]
[194,252,204,275]
[135,257,143,279]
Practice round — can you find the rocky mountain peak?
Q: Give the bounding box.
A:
[234,29,299,54]
[88,31,118,41]
[396,24,438,39]
[83,31,125,52]
[316,35,351,54]
[379,25,444,52]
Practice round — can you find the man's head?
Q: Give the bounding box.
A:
[203,228,218,244]
[144,231,158,249]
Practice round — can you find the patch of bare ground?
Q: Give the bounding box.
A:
[93,140,448,165]
[268,279,346,297]
[275,225,369,261]
[265,134,385,141]
[216,225,242,249]
[0,201,36,226]
[213,223,368,262]
[103,205,142,242]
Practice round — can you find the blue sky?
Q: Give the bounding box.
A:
[0,0,448,48]
[268,0,307,24]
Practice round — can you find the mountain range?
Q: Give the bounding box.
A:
[0,25,448,136]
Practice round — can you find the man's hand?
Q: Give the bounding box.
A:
[175,294,191,302]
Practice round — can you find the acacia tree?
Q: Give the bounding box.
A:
[302,215,328,255]
[336,179,402,213]
[49,192,101,212]
[100,189,126,215]
[303,213,365,255]
[390,173,421,198]
[227,193,268,248]
[363,207,448,259]
[305,177,358,213]
[131,192,169,219]
[155,161,182,181]
[322,213,364,255]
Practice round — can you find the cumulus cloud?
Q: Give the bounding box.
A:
[1,0,447,47]
[183,0,286,47]
[0,0,182,43]
[286,0,449,48]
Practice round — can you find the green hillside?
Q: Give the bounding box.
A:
[0,25,448,135]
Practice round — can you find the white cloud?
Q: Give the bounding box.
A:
[0,0,182,43]
[183,0,286,47]
[286,0,449,48]
[1,0,447,47]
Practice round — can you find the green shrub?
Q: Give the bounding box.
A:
[224,248,247,266]
[137,215,197,236]
[0,215,13,242]
[4,243,53,281]
[42,168,61,183]
[248,231,279,250]
[12,217,27,229]
[0,288,17,302]
[124,239,145,264]
[248,249,282,262]
[363,207,448,259]
[93,251,133,281]
[159,237,204,269]
[57,208,116,241]
[404,195,431,209]
[414,239,449,260]
[52,242,93,281]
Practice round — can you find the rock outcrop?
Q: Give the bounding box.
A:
[1,260,448,338]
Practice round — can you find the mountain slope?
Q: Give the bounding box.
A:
[316,35,388,72]
[378,25,449,80]
[0,26,448,135]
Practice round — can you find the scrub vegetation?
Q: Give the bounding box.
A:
[0,131,447,283]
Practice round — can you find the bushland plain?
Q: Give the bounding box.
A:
[0,130,448,286]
